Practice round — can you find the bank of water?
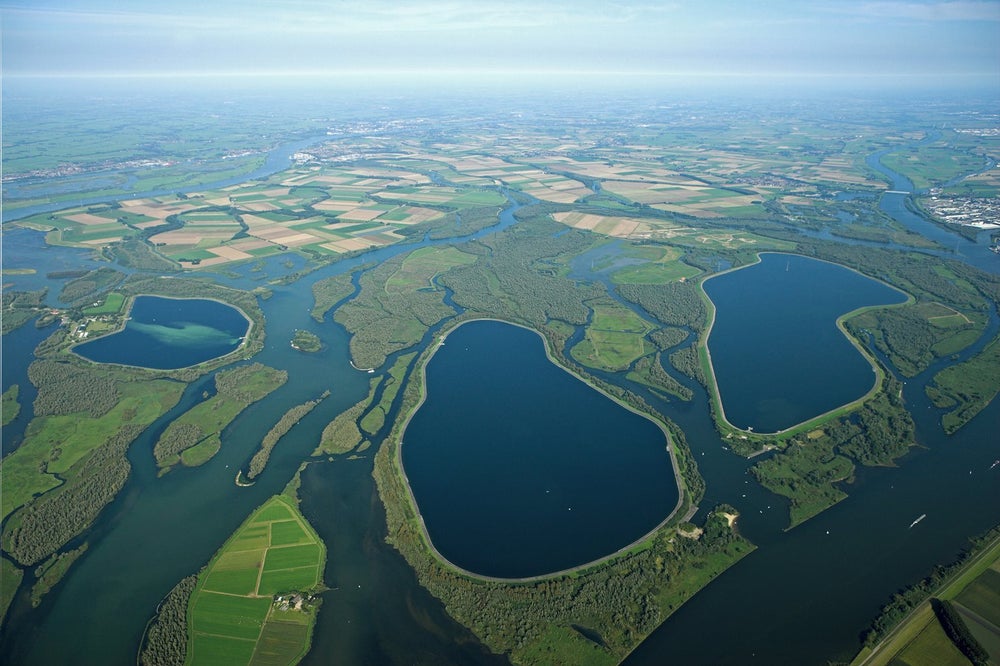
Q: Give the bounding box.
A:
[74,296,250,370]
[624,369,1000,665]
[0,196,526,664]
[401,320,679,579]
[866,145,999,275]
[702,254,906,433]
[1,134,332,224]
[622,275,1000,664]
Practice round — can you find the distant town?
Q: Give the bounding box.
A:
[921,193,1000,230]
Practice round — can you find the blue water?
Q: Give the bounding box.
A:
[401,320,679,578]
[703,254,906,432]
[74,296,250,369]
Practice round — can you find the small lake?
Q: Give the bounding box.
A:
[400,319,679,579]
[703,254,906,433]
[74,295,250,370]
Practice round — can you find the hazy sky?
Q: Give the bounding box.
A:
[2,0,999,85]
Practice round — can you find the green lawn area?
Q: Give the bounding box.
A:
[385,246,477,294]
[154,364,286,470]
[516,624,617,666]
[83,292,125,315]
[570,298,654,371]
[929,337,1000,434]
[186,495,326,666]
[2,378,185,521]
[954,565,1000,627]
[0,557,24,628]
[610,245,701,285]
[2,385,20,427]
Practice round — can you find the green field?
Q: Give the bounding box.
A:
[893,615,972,666]
[384,246,477,294]
[2,385,20,426]
[928,336,1000,434]
[610,246,702,285]
[2,376,185,521]
[186,495,325,666]
[570,298,655,371]
[880,136,991,190]
[82,292,125,315]
[0,557,24,627]
[855,535,1000,666]
[154,364,287,470]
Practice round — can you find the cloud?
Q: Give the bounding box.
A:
[842,1,1000,21]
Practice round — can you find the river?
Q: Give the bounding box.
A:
[1,134,997,665]
[0,134,332,225]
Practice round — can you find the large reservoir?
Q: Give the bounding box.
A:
[75,295,250,370]
[703,254,906,433]
[400,320,680,579]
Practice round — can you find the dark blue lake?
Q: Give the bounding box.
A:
[400,319,679,579]
[703,254,906,433]
[74,296,250,370]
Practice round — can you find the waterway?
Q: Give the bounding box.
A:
[401,320,679,579]
[0,196,525,665]
[865,144,999,275]
[703,254,906,433]
[74,296,250,370]
[1,132,998,666]
[0,134,332,224]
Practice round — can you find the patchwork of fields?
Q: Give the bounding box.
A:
[187,495,325,666]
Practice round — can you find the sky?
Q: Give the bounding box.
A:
[2,0,999,87]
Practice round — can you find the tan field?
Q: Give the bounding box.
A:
[66,213,116,225]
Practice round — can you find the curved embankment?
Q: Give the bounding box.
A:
[697,251,910,442]
[389,316,689,583]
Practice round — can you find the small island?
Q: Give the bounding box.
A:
[291,329,322,353]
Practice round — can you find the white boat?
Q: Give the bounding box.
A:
[909,514,926,529]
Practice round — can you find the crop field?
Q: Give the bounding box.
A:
[945,164,1000,197]
[549,211,795,253]
[15,163,465,268]
[893,615,971,666]
[882,136,994,190]
[955,562,1000,628]
[407,153,593,203]
[187,495,325,666]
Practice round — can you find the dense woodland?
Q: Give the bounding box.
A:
[335,254,457,369]
[247,392,328,480]
[4,423,145,565]
[138,575,198,666]
[28,359,121,418]
[2,288,48,334]
[58,267,124,307]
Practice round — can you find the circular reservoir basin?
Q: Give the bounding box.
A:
[703,253,906,433]
[74,295,250,370]
[400,319,679,579]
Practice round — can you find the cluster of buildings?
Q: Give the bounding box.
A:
[921,194,1000,230]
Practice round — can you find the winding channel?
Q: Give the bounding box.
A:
[1,136,997,665]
